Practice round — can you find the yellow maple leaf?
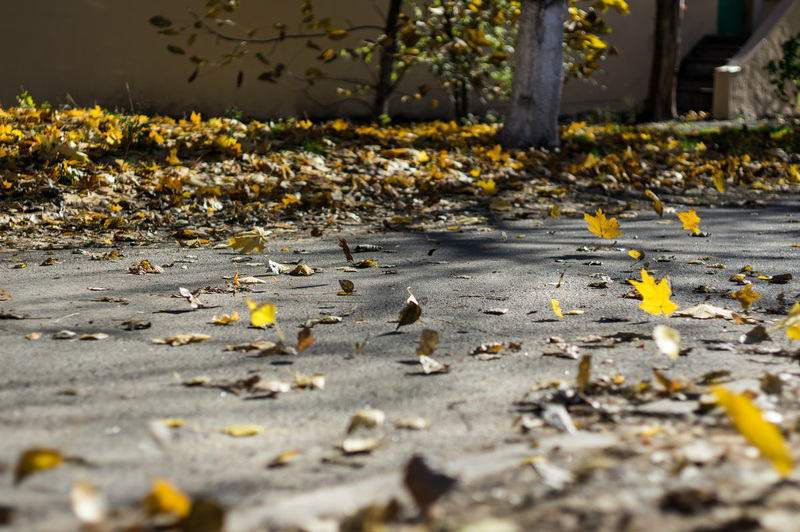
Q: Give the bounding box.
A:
[228,226,270,254]
[476,178,496,195]
[713,169,726,193]
[584,209,623,239]
[14,447,63,485]
[247,300,276,328]
[713,387,793,476]
[677,208,701,232]
[732,283,761,311]
[144,478,191,517]
[629,268,678,316]
[551,299,564,319]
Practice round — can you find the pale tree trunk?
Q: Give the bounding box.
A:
[500,0,568,149]
[640,0,683,121]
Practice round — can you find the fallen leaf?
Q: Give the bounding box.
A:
[246,300,276,327]
[713,171,725,193]
[338,279,356,295]
[128,260,164,275]
[628,249,645,262]
[713,387,793,476]
[584,209,623,239]
[340,437,381,454]
[289,264,315,276]
[178,287,203,309]
[677,208,701,232]
[348,409,386,433]
[144,478,192,517]
[674,303,735,320]
[416,329,439,356]
[548,205,561,218]
[397,289,421,330]
[220,424,265,437]
[732,284,761,311]
[53,330,78,339]
[268,449,301,468]
[297,327,314,352]
[419,354,449,374]
[79,333,109,341]
[293,372,325,389]
[211,311,239,325]
[356,258,377,268]
[395,417,432,430]
[228,226,271,254]
[551,299,564,319]
[653,324,681,360]
[645,189,663,217]
[238,276,267,284]
[404,454,458,514]
[338,237,354,262]
[70,478,108,526]
[14,447,64,485]
[25,332,42,340]
[0,290,11,301]
[577,354,591,393]
[225,340,277,352]
[152,333,211,346]
[629,269,678,316]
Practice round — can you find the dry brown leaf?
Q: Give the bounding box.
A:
[228,226,271,254]
[348,409,386,433]
[297,327,314,352]
[338,237,354,262]
[152,333,211,346]
[339,437,381,454]
[70,478,108,526]
[416,329,439,356]
[289,264,315,276]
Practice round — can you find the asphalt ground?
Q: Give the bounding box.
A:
[2,195,800,531]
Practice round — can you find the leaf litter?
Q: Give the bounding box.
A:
[6,104,800,530]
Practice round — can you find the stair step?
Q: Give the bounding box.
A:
[676,33,748,113]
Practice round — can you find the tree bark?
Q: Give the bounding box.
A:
[371,0,403,119]
[640,0,683,121]
[500,0,568,149]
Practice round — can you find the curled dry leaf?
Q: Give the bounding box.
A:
[289,264,315,276]
[128,260,164,275]
[70,478,108,526]
[338,237,354,262]
[397,288,422,330]
[178,287,203,309]
[269,449,301,468]
[577,354,592,393]
[348,409,386,433]
[297,327,314,352]
[211,311,239,325]
[338,279,356,296]
[339,437,381,455]
[144,478,192,518]
[53,330,78,339]
[152,332,211,346]
[14,447,64,485]
[238,276,267,284]
[79,333,109,341]
[645,189,663,217]
[25,332,42,340]
[419,354,449,374]
[674,303,736,320]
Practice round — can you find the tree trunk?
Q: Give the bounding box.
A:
[371,0,403,119]
[500,0,567,149]
[640,0,683,121]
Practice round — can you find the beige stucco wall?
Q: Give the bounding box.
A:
[724,0,800,117]
[561,0,718,116]
[2,1,718,120]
